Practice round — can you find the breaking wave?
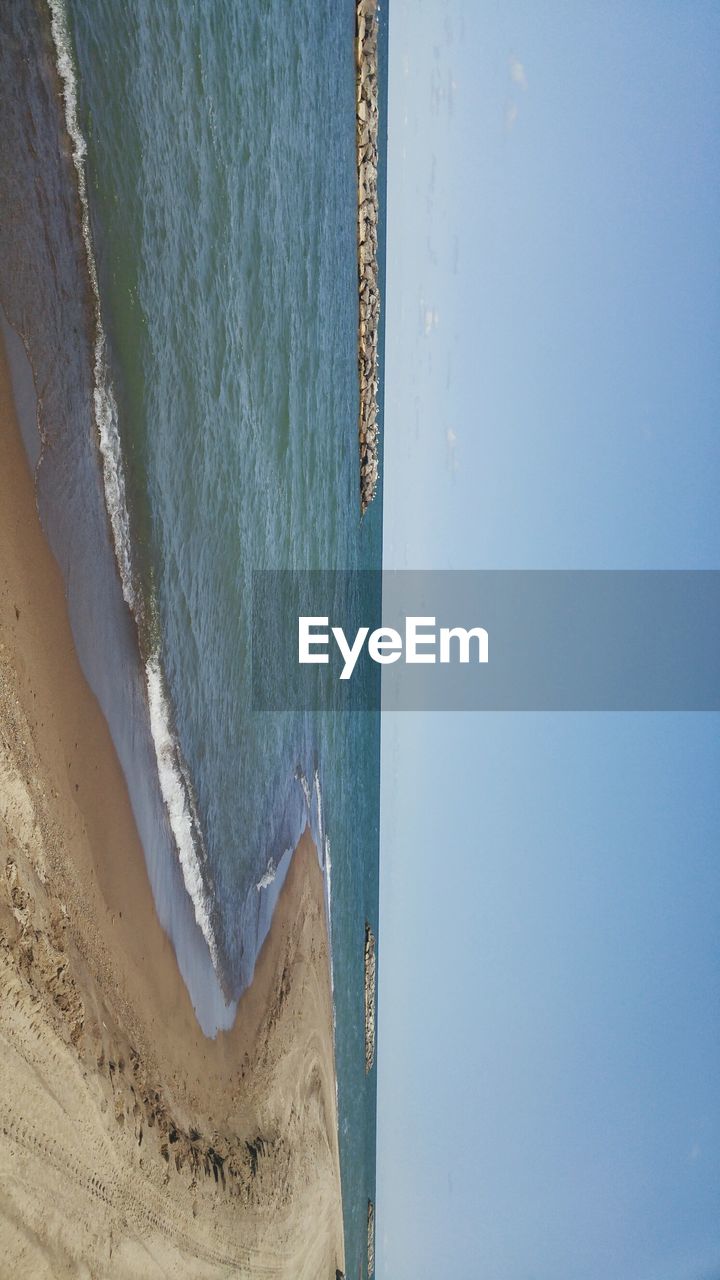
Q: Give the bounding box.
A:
[48,0,135,614]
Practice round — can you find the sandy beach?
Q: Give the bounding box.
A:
[0,338,344,1275]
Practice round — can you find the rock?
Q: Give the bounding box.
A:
[367,1201,375,1277]
[356,0,381,512]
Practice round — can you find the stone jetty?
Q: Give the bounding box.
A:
[364,921,376,1074]
[367,1199,376,1278]
[356,0,381,513]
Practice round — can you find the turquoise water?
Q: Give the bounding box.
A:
[0,0,385,1271]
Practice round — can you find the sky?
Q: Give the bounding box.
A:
[377,4,720,1278]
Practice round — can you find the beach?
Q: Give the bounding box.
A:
[0,340,344,1275]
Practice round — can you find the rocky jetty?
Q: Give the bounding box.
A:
[356,0,381,513]
[364,921,376,1073]
[367,1199,376,1278]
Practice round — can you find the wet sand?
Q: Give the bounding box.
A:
[0,338,344,1276]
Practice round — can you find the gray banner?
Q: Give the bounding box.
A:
[251,571,720,711]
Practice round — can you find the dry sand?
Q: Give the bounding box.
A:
[0,338,345,1277]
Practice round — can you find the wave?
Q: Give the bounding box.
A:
[314,766,325,848]
[47,0,136,614]
[296,765,313,812]
[47,0,220,974]
[256,858,277,891]
[145,658,218,964]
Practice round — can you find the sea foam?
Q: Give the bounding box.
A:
[145,657,218,964]
[47,0,135,615]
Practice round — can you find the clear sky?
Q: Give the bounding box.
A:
[377,4,720,1278]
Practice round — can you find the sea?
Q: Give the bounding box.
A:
[0,0,387,1273]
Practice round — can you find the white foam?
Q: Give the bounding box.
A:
[256,858,277,891]
[145,657,218,964]
[48,0,136,614]
[313,765,325,845]
[296,765,312,812]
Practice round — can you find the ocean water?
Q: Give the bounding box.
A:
[0,0,386,1273]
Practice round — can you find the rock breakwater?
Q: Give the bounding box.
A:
[367,1199,376,1277]
[356,0,381,513]
[364,921,376,1073]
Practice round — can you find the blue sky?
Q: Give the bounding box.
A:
[377,4,720,1278]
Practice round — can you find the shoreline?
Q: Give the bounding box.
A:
[0,0,233,1032]
[0,339,344,1274]
[17,0,327,1022]
[48,0,228,996]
